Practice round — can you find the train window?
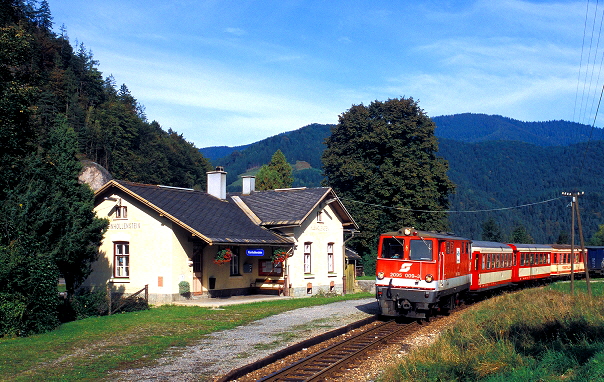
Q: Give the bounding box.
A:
[409,240,433,261]
[380,238,404,259]
[482,255,486,270]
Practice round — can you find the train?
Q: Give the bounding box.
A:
[375,227,589,319]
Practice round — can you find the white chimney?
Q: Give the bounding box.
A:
[207,166,227,199]
[242,176,256,195]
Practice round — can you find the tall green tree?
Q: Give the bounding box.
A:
[482,218,503,242]
[322,97,455,255]
[0,116,108,335]
[589,224,604,246]
[509,224,535,244]
[257,149,293,190]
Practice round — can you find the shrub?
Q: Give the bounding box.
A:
[70,289,109,320]
[178,281,190,296]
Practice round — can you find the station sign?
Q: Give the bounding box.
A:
[246,248,264,256]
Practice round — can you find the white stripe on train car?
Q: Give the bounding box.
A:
[376,274,470,291]
[518,265,550,278]
[478,270,512,285]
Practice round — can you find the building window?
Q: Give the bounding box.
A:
[230,252,240,276]
[304,242,312,274]
[115,205,127,219]
[114,242,129,277]
[317,210,323,223]
[327,243,334,273]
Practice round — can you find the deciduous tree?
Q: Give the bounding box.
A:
[322,97,455,255]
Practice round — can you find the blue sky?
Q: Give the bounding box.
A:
[49,1,596,147]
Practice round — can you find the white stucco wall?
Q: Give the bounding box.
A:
[83,191,192,304]
[285,203,345,297]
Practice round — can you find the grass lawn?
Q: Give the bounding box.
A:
[0,292,373,381]
[380,280,604,381]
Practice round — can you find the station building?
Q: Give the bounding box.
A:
[82,168,358,304]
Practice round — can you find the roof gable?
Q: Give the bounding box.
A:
[236,187,357,228]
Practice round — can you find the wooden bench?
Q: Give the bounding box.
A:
[254,278,285,295]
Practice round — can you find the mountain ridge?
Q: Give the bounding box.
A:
[198,114,604,244]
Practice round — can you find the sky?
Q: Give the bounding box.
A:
[48,0,601,148]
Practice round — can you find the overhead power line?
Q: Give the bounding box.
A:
[340,196,566,214]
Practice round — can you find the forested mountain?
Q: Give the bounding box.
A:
[204,118,604,244]
[1,1,212,189]
[432,113,604,146]
[200,144,251,161]
[442,139,604,243]
[208,123,332,190]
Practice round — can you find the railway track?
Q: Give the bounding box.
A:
[255,319,420,381]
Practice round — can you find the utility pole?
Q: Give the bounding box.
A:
[562,191,591,296]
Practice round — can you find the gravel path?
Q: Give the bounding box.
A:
[112,298,379,381]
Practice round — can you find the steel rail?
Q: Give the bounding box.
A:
[258,320,419,381]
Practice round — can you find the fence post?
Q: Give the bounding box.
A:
[145,284,148,302]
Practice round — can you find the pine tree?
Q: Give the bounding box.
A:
[257,149,293,190]
[0,116,108,335]
[482,218,503,242]
[322,98,455,255]
[509,224,535,244]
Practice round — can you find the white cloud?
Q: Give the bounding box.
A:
[225,27,246,36]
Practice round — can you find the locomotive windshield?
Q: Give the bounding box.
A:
[381,238,404,259]
[380,237,434,260]
[409,239,433,261]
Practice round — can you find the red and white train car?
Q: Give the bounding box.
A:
[550,244,586,278]
[508,244,552,283]
[470,241,514,292]
[375,228,471,318]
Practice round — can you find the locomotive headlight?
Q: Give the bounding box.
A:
[377,271,385,280]
[425,274,434,283]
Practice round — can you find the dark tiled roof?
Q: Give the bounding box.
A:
[237,188,331,226]
[100,181,292,245]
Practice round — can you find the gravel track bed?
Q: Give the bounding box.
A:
[111,298,378,381]
[237,309,463,381]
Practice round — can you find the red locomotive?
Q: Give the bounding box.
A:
[375,227,471,319]
[376,228,586,318]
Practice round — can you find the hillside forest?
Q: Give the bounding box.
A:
[202,116,604,247]
[0,0,213,335]
[1,1,213,190]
